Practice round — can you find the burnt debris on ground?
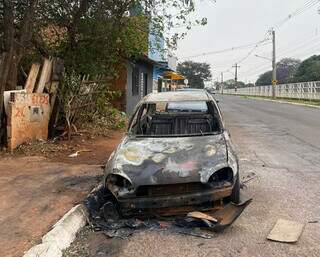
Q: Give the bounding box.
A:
[84,185,252,239]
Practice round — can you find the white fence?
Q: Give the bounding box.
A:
[222,81,320,100]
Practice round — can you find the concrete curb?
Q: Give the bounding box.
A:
[22,204,88,257]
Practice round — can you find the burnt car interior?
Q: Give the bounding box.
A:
[129,101,222,136]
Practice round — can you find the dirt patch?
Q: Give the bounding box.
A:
[0,130,123,257]
[0,130,124,165]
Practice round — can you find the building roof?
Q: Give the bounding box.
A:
[143,91,212,102]
[163,71,185,80]
[130,54,160,66]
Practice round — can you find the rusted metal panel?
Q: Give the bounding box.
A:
[117,186,232,210]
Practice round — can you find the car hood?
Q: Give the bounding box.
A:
[108,134,228,186]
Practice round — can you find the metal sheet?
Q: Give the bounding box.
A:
[107,134,228,188]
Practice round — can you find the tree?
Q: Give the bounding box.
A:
[256,58,301,86]
[0,0,204,81]
[224,79,235,89]
[0,0,39,89]
[0,0,39,143]
[256,71,272,86]
[277,58,301,83]
[35,1,150,76]
[177,61,212,89]
[0,0,205,139]
[292,55,320,82]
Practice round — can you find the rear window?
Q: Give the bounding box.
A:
[166,101,208,113]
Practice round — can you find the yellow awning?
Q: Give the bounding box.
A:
[163,71,185,80]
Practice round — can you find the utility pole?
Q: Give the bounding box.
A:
[272,29,277,99]
[221,72,224,94]
[233,63,240,92]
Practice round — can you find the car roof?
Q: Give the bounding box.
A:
[143,91,213,103]
[177,88,204,91]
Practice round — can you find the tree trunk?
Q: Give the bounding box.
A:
[5,53,20,90]
[0,50,14,145]
[0,0,40,145]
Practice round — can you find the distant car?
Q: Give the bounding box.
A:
[104,91,240,215]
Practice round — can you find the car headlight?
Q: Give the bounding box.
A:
[106,174,134,197]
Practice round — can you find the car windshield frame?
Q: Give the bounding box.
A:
[128,100,224,138]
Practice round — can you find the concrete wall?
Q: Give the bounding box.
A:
[126,61,154,115]
[7,92,50,150]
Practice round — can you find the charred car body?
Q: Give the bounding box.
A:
[104,91,240,216]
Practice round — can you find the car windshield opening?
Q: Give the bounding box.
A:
[129,100,222,137]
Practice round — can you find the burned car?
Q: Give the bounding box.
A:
[104,91,240,215]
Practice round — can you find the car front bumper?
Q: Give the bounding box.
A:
[116,185,233,214]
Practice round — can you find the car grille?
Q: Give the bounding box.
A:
[136,183,208,197]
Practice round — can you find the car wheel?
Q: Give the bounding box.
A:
[230,174,240,204]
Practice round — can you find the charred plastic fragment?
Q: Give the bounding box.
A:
[175,199,252,232]
[84,185,252,239]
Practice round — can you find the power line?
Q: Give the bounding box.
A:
[277,36,320,57]
[282,42,320,59]
[181,0,320,82]
[238,23,320,80]
[234,0,320,81]
[217,36,272,81]
[258,32,320,58]
[237,41,271,65]
[273,0,320,30]
[181,39,270,59]
[238,41,320,80]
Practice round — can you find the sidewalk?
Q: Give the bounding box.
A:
[0,131,123,257]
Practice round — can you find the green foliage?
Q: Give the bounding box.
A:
[277,58,301,83]
[59,72,82,126]
[256,71,272,86]
[31,0,203,77]
[256,58,301,86]
[109,109,127,130]
[1,0,206,83]
[59,72,125,136]
[292,55,320,82]
[177,61,212,89]
[222,79,246,89]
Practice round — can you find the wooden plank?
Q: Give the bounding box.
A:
[36,58,52,93]
[24,63,40,93]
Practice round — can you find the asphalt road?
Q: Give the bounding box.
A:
[66,95,320,257]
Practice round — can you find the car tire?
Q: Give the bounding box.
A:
[230,174,240,204]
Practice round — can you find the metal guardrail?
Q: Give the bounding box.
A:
[222,81,320,100]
